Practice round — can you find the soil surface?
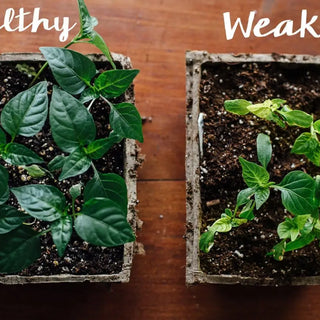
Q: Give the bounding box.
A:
[0,60,130,276]
[199,60,320,283]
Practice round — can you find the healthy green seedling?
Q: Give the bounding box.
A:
[0,0,142,273]
[200,133,320,260]
[224,98,320,166]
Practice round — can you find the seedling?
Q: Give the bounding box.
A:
[200,133,320,261]
[224,98,320,166]
[0,0,142,273]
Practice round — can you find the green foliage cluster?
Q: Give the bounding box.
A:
[0,0,142,273]
[200,98,320,261]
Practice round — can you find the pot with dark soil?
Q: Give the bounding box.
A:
[0,0,143,285]
[186,51,320,286]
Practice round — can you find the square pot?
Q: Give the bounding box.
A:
[0,52,138,284]
[186,51,320,286]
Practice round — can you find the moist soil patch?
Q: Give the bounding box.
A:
[199,60,320,283]
[0,60,131,276]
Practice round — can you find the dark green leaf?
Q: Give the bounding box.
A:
[0,225,41,273]
[0,205,29,234]
[277,110,313,128]
[2,143,43,165]
[50,87,96,153]
[0,127,6,145]
[0,164,9,205]
[109,102,143,142]
[74,198,135,247]
[257,133,272,168]
[1,81,48,138]
[291,132,320,166]
[77,0,98,37]
[86,131,122,160]
[274,171,316,215]
[84,172,127,213]
[11,184,66,222]
[69,183,82,200]
[239,157,270,188]
[59,148,91,181]
[48,155,66,171]
[285,232,315,252]
[95,69,139,98]
[51,215,73,257]
[255,187,270,209]
[224,99,251,115]
[40,47,96,95]
[88,31,116,69]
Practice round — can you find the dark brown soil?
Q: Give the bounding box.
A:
[199,60,320,283]
[0,60,129,276]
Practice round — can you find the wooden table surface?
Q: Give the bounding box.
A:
[0,0,320,319]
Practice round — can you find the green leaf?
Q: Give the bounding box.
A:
[79,87,99,104]
[224,99,251,115]
[0,127,6,145]
[277,110,313,128]
[95,69,139,98]
[77,0,98,37]
[255,187,270,210]
[294,214,311,230]
[11,185,66,222]
[271,99,286,108]
[208,217,233,234]
[22,165,46,178]
[239,157,270,188]
[236,187,256,206]
[86,132,122,160]
[285,232,315,252]
[51,215,73,257]
[69,183,82,200]
[257,133,272,168]
[59,148,92,181]
[1,81,48,138]
[76,0,115,69]
[247,100,285,127]
[199,230,215,253]
[291,132,320,166]
[268,240,286,261]
[74,198,135,247]
[48,155,66,171]
[109,102,143,142]
[277,218,299,241]
[40,47,96,95]
[84,172,127,213]
[0,205,29,234]
[239,200,255,220]
[313,120,320,134]
[50,87,96,153]
[2,143,43,165]
[0,164,9,205]
[274,171,316,215]
[0,225,41,273]
[88,32,116,69]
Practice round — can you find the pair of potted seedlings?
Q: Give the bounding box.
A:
[1,0,319,286]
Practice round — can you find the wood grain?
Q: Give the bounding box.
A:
[0,0,320,319]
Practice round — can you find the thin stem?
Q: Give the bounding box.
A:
[100,95,113,108]
[39,228,51,237]
[87,98,96,111]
